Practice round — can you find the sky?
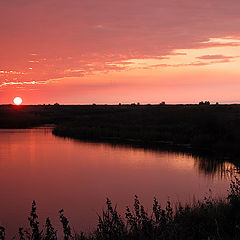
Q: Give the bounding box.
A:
[1,0,240,104]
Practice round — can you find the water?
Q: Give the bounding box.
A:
[0,128,238,236]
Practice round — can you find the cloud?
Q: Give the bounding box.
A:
[1,0,240,85]
[0,81,38,88]
[150,59,232,68]
[0,78,58,88]
[0,70,24,75]
[196,54,238,60]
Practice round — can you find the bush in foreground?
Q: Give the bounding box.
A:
[1,177,240,240]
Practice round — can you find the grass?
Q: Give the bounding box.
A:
[51,104,240,157]
[1,177,240,240]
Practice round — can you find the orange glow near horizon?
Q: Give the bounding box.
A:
[1,1,240,104]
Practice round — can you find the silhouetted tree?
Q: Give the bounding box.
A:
[199,101,210,105]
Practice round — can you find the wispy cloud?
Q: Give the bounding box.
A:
[0,70,24,75]
[0,79,57,88]
[0,81,38,87]
[150,59,232,68]
[196,54,238,60]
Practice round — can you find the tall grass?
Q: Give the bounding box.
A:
[1,177,240,239]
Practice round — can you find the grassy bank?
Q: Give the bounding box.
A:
[1,104,240,157]
[52,104,240,157]
[1,177,240,240]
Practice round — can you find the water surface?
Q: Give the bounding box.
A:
[0,128,237,235]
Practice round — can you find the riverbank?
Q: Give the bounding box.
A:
[52,104,240,158]
[1,104,240,157]
[1,177,240,240]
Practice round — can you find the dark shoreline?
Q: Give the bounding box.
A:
[1,104,240,159]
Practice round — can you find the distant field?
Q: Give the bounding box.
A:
[1,104,240,157]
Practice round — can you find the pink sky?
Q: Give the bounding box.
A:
[1,0,240,104]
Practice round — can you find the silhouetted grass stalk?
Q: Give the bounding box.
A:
[1,177,240,239]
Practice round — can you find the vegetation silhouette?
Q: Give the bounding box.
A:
[1,104,240,157]
[1,178,240,239]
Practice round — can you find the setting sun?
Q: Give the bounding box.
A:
[13,97,22,105]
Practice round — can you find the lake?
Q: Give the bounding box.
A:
[0,128,238,236]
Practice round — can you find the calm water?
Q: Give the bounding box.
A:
[0,128,238,235]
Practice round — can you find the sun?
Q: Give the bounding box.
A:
[13,97,23,105]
